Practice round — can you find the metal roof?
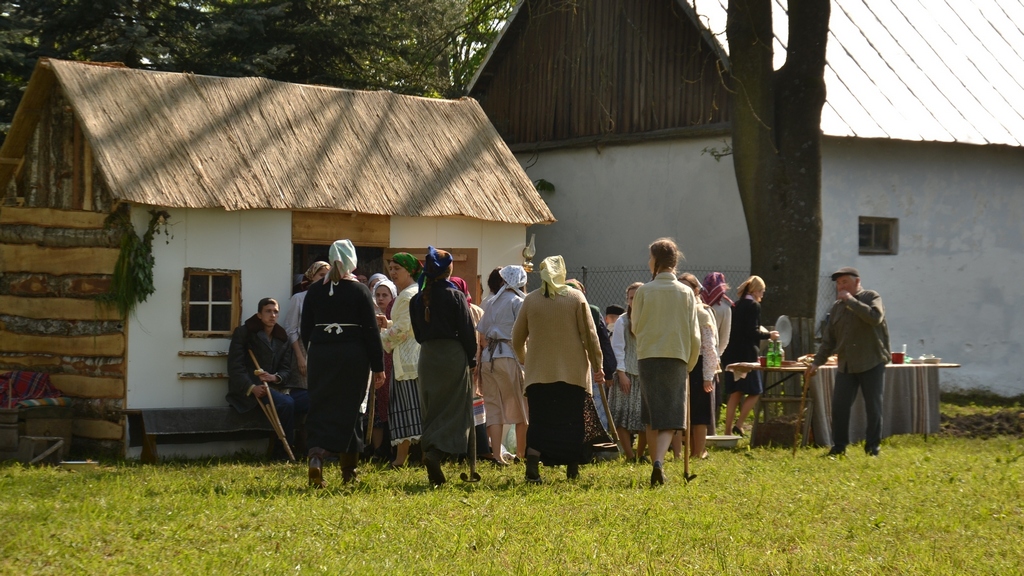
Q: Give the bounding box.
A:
[690,0,1024,146]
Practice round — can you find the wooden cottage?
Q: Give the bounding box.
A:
[469,0,1024,396]
[0,58,554,458]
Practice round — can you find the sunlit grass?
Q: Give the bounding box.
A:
[3,432,1022,575]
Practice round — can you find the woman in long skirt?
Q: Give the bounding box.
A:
[380,253,423,468]
[370,279,397,459]
[721,276,779,437]
[678,273,720,460]
[409,247,478,487]
[609,281,646,460]
[301,239,384,487]
[631,238,702,487]
[512,255,604,483]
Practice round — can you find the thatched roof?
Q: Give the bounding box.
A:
[3,59,555,225]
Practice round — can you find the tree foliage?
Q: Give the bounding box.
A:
[0,0,514,140]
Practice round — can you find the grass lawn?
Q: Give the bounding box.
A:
[2,431,1022,574]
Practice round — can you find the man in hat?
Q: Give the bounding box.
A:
[604,305,625,336]
[805,267,890,457]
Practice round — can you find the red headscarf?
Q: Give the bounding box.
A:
[702,272,733,308]
[450,276,472,303]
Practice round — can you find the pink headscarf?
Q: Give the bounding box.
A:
[702,272,734,308]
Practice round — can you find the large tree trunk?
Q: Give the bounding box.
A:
[728,0,830,325]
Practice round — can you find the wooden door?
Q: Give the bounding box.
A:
[384,248,480,304]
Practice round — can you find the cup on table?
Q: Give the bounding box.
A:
[758,356,767,367]
[891,352,905,364]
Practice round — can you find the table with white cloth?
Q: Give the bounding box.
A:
[725,362,960,450]
[810,363,959,447]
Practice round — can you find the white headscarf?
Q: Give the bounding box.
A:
[495,265,527,299]
[373,278,397,300]
[328,239,358,295]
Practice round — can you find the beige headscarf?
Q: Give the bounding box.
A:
[539,255,569,297]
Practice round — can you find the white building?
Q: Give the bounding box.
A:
[469,0,1024,396]
[0,59,554,457]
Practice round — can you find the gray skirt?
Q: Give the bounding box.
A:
[638,357,688,430]
[417,339,473,456]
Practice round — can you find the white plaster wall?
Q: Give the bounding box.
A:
[389,216,526,280]
[515,137,750,270]
[821,138,1024,396]
[126,207,293,409]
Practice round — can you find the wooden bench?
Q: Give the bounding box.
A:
[124,407,275,463]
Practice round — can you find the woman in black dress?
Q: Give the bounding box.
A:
[301,239,385,487]
[409,247,478,487]
[720,275,778,437]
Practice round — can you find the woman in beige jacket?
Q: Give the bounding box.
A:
[512,255,604,483]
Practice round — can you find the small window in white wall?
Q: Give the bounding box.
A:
[183,268,241,337]
[858,217,898,255]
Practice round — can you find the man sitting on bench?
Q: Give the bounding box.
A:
[227,297,309,459]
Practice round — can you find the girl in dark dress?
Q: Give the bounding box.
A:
[720,275,778,437]
[409,247,478,487]
[301,239,385,487]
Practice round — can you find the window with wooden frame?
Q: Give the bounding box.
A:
[858,217,899,255]
[182,268,241,337]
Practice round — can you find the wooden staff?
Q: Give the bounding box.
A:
[595,378,624,455]
[683,381,696,482]
[364,373,375,446]
[248,349,295,461]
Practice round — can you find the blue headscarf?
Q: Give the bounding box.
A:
[418,246,458,291]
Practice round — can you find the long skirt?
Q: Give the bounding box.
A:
[389,376,422,445]
[373,351,393,427]
[688,357,715,427]
[525,382,587,466]
[305,340,369,453]
[607,371,644,432]
[638,357,688,430]
[417,339,473,456]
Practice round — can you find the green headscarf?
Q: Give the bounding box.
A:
[391,252,422,278]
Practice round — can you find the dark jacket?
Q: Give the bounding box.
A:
[227,314,293,413]
[410,281,478,368]
[720,297,770,366]
[589,304,617,378]
[814,288,890,373]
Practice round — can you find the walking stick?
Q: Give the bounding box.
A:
[683,380,696,483]
[248,349,296,461]
[365,374,376,447]
[595,378,624,455]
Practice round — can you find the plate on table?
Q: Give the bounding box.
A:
[923,357,942,364]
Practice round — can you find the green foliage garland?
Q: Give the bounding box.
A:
[101,206,172,318]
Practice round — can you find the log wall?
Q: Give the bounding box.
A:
[0,84,126,453]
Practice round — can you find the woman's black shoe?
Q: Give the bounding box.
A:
[650,465,666,487]
[423,451,446,487]
[731,426,744,438]
[566,463,579,480]
[525,455,542,484]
